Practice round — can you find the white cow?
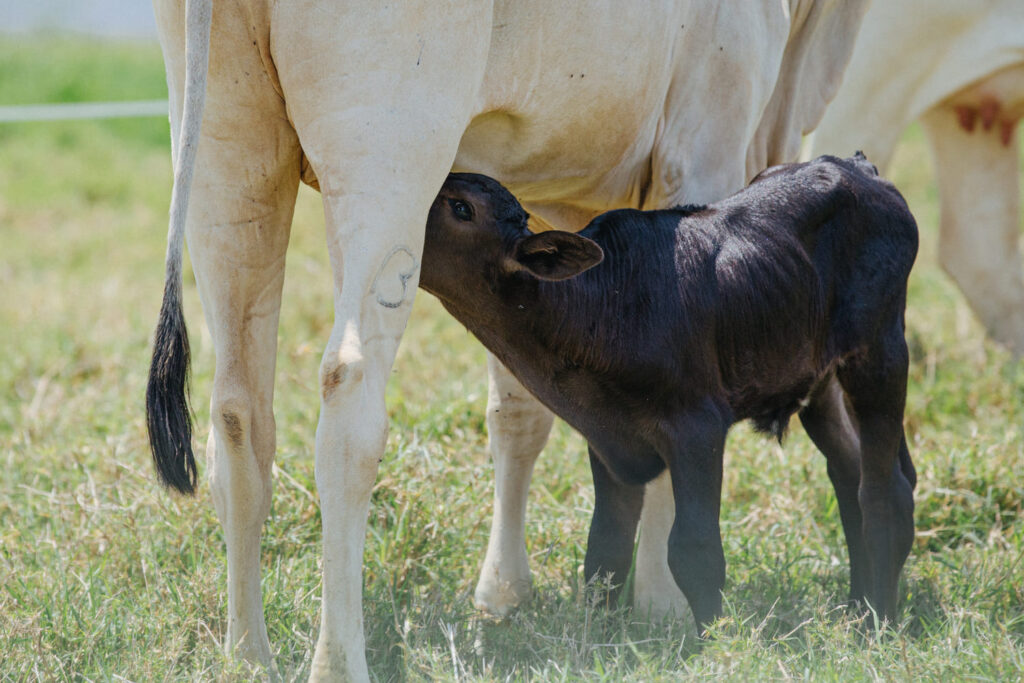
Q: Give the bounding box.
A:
[810,0,1024,354]
[147,1,867,679]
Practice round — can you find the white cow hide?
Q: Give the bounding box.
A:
[811,0,1024,352]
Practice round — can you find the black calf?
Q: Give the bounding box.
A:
[419,153,918,631]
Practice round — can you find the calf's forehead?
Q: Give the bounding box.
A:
[443,173,527,224]
[444,173,511,200]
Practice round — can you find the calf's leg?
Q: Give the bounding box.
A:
[799,376,870,604]
[837,333,915,623]
[584,446,645,604]
[665,401,729,632]
[474,354,554,616]
[633,472,691,619]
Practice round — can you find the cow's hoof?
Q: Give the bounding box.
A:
[632,584,692,622]
[310,641,369,683]
[474,568,532,618]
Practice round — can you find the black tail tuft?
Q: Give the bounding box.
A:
[146,281,196,495]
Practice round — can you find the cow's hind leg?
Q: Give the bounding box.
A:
[836,331,915,623]
[664,400,729,633]
[475,354,554,616]
[271,4,491,679]
[799,375,870,604]
[154,0,302,668]
[197,183,296,668]
[584,446,644,605]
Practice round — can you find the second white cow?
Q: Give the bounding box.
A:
[810,0,1024,354]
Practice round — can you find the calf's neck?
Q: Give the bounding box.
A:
[419,154,918,632]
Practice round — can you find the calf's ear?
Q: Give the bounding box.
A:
[512,231,604,281]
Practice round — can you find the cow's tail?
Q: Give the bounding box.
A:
[146,0,212,495]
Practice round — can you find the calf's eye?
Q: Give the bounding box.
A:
[450,199,474,221]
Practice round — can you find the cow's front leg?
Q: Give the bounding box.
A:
[271,3,491,680]
[474,354,553,616]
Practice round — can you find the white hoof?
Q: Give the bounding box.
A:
[474,565,532,617]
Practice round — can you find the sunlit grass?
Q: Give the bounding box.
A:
[1,37,1023,680]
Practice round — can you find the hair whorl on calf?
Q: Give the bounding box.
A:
[146,278,196,495]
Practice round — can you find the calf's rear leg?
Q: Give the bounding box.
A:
[799,376,871,604]
[584,446,645,605]
[837,335,915,623]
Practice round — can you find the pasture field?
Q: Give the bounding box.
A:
[2,38,1023,681]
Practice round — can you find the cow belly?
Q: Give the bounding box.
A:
[456,107,659,207]
[453,0,790,231]
[453,2,680,221]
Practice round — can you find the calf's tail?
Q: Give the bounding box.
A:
[146,0,212,495]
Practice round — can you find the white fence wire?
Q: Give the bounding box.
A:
[0,100,168,123]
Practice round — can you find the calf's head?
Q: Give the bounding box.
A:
[420,173,604,300]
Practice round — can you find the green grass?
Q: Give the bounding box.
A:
[2,37,1024,681]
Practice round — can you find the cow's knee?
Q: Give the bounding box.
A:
[208,385,273,521]
[316,344,389,491]
[210,371,263,457]
[319,355,367,405]
[486,393,553,460]
[213,396,251,453]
